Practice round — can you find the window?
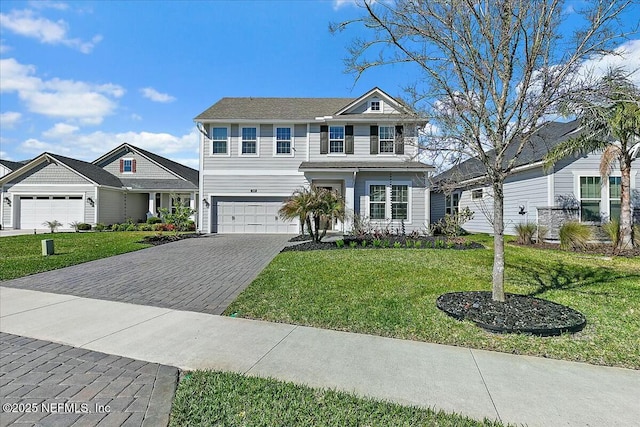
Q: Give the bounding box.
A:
[472,189,483,200]
[370,100,381,111]
[391,185,408,220]
[122,158,134,173]
[211,127,228,155]
[445,193,460,216]
[275,127,292,155]
[369,185,386,219]
[368,182,411,221]
[241,127,257,155]
[171,194,190,214]
[379,126,395,153]
[579,176,601,222]
[609,177,621,221]
[329,126,344,153]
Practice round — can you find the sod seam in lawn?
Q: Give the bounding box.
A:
[225,236,640,369]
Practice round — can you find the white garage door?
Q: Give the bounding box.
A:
[214,197,299,233]
[19,196,84,230]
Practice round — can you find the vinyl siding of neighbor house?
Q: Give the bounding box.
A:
[456,168,550,235]
[2,193,11,228]
[6,162,90,185]
[308,124,418,162]
[124,192,148,223]
[430,192,447,224]
[354,172,429,233]
[101,151,177,180]
[98,188,124,225]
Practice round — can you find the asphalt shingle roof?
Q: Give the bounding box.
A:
[432,120,581,188]
[299,161,433,170]
[0,159,29,172]
[195,97,355,121]
[120,178,198,190]
[125,144,199,185]
[46,153,124,187]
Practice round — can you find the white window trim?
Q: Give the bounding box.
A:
[210,125,231,157]
[377,124,396,156]
[369,99,382,113]
[122,158,134,174]
[572,171,631,223]
[445,191,461,216]
[273,125,294,157]
[364,180,412,224]
[328,125,345,155]
[239,125,260,157]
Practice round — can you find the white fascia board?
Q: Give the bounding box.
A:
[196,119,311,124]
[202,169,304,176]
[359,167,435,172]
[209,192,293,197]
[299,168,359,173]
[455,160,546,187]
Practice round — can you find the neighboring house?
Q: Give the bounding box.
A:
[0,145,198,230]
[0,159,29,178]
[93,143,199,221]
[430,120,640,238]
[194,87,434,234]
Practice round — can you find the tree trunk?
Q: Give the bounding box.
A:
[618,155,634,250]
[313,215,321,242]
[492,180,506,302]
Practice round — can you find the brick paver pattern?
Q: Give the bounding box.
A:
[0,332,178,427]
[1,234,292,315]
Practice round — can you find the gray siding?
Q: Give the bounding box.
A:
[8,162,90,184]
[1,192,11,228]
[101,150,177,180]
[124,193,148,223]
[203,174,308,196]
[354,172,428,233]
[98,188,125,225]
[430,192,446,224]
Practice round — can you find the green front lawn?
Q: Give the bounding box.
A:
[226,236,640,369]
[170,371,505,427]
[0,232,157,280]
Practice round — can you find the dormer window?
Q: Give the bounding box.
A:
[370,100,381,112]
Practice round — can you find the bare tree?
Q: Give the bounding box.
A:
[333,0,635,301]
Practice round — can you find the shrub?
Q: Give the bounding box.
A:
[69,221,82,232]
[602,219,620,248]
[147,216,162,224]
[393,241,402,248]
[78,223,92,231]
[138,223,153,231]
[114,223,128,232]
[559,221,591,250]
[414,240,422,248]
[94,223,106,232]
[335,239,345,248]
[431,207,474,238]
[536,225,549,243]
[373,239,382,248]
[349,241,358,248]
[514,222,536,245]
[126,224,138,231]
[153,223,165,232]
[361,240,367,248]
[187,220,196,231]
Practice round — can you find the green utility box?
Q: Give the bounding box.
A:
[41,239,54,256]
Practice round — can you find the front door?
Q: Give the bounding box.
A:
[313,181,343,232]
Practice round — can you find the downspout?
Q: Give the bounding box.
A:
[94,186,99,225]
[197,122,205,233]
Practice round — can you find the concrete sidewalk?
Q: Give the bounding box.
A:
[2,286,639,427]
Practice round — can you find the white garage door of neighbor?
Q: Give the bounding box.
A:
[19,196,84,230]
[215,197,299,233]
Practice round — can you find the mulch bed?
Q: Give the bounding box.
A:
[436,291,586,336]
[513,242,640,258]
[283,235,485,252]
[139,233,202,246]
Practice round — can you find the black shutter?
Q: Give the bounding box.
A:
[370,125,379,155]
[320,125,328,154]
[395,125,404,155]
[345,125,354,154]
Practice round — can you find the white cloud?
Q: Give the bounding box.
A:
[140,87,176,103]
[333,0,358,10]
[0,40,10,53]
[0,58,125,124]
[0,9,101,53]
[18,127,199,167]
[0,112,22,129]
[580,39,640,86]
[28,1,69,11]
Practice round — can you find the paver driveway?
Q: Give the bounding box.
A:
[1,234,292,315]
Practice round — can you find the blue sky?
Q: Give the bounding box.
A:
[1,0,638,169]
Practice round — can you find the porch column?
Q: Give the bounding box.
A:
[344,172,356,232]
[190,192,196,221]
[148,192,156,215]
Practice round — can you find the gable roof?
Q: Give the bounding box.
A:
[0,153,123,187]
[333,87,413,116]
[93,143,199,186]
[0,159,29,172]
[432,120,582,189]
[195,97,354,121]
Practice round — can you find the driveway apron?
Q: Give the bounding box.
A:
[1,234,291,315]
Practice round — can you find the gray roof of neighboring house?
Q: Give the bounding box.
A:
[0,159,29,172]
[299,161,433,171]
[195,97,356,121]
[126,144,199,186]
[120,178,198,191]
[432,120,582,189]
[46,153,124,187]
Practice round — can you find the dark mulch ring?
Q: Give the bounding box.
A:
[436,291,586,336]
[512,242,640,258]
[283,235,485,252]
[139,233,202,246]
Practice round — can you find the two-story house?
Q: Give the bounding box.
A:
[194,87,434,234]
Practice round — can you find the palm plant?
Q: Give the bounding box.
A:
[279,187,314,238]
[545,71,640,250]
[313,188,346,242]
[279,187,345,242]
[43,220,62,233]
